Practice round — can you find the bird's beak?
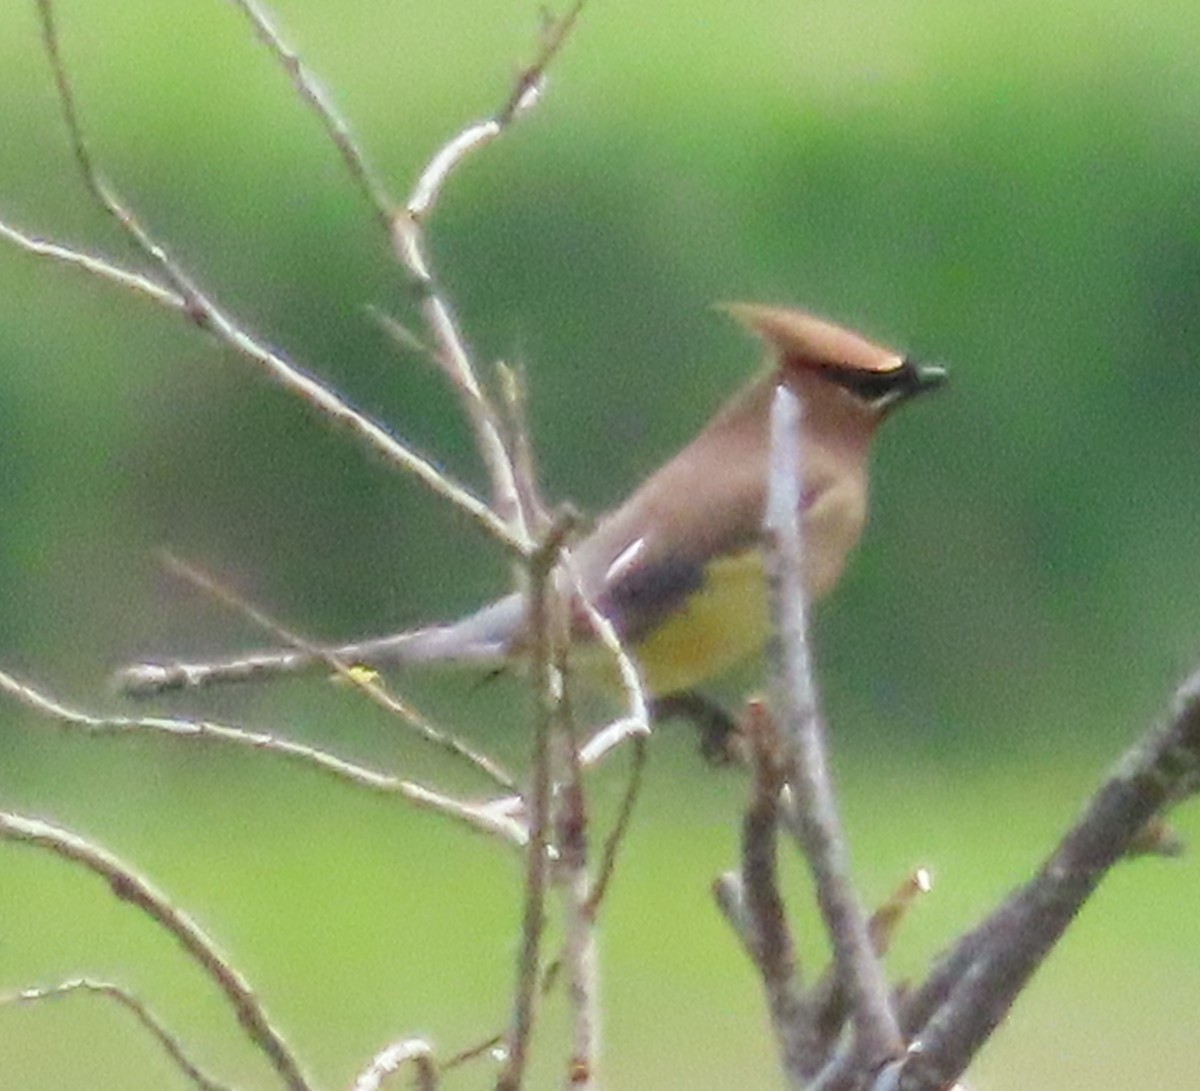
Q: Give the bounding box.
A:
[909,360,948,397]
[872,357,947,413]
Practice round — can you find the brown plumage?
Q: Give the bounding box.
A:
[116,304,945,699]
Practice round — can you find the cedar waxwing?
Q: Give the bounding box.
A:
[117,304,945,699]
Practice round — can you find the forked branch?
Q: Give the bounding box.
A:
[0,813,312,1091]
[729,382,1200,1091]
[1,979,233,1091]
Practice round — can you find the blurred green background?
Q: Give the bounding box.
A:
[2,0,1199,1087]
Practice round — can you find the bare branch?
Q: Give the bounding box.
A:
[566,559,653,748]
[0,812,312,1091]
[394,225,525,544]
[352,1037,437,1091]
[555,734,600,1090]
[738,702,795,979]
[738,700,820,1084]
[1,978,234,1091]
[25,0,522,553]
[370,306,436,363]
[807,869,932,1066]
[496,512,576,1091]
[442,1033,517,1083]
[763,386,902,1071]
[889,667,1200,1091]
[0,220,184,310]
[501,0,588,124]
[157,552,516,792]
[584,734,648,916]
[3,214,508,547]
[393,2,589,539]
[0,668,527,846]
[496,361,552,536]
[229,0,396,232]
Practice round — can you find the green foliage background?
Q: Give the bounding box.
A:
[1,1,1199,1088]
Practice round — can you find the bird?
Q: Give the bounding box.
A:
[116,303,945,701]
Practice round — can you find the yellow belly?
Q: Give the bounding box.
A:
[628,550,769,696]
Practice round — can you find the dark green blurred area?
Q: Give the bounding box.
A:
[2,2,1199,1088]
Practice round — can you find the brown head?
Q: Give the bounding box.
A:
[721,303,946,440]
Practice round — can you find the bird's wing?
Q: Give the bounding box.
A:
[573,466,778,646]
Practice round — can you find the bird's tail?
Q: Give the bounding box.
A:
[114,595,522,699]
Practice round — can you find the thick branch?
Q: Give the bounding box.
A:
[731,701,820,1084]
[763,385,902,1072]
[890,668,1200,1091]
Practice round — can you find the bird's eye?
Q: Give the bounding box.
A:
[823,363,913,403]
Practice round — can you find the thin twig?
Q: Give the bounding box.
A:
[30,0,521,553]
[351,1037,438,1091]
[370,305,435,362]
[496,512,576,1091]
[1,978,234,1091]
[566,556,653,751]
[0,668,527,847]
[496,361,552,537]
[712,873,753,955]
[584,734,648,916]
[0,220,184,310]
[394,232,526,543]
[393,2,589,539]
[0,813,313,1091]
[808,869,933,1065]
[764,386,902,1072]
[160,552,516,791]
[442,1033,506,1074]
[559,865,600,1091]
[567,551,655,776]
[739,701,795,983]
[500,0,588,124]
[229,0,396,232]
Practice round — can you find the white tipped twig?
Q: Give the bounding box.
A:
[567,559,653,752]
[563,546,653,772]
[0,812,313,1091]
[1,978,233,1091]
[806,868,934,1068]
